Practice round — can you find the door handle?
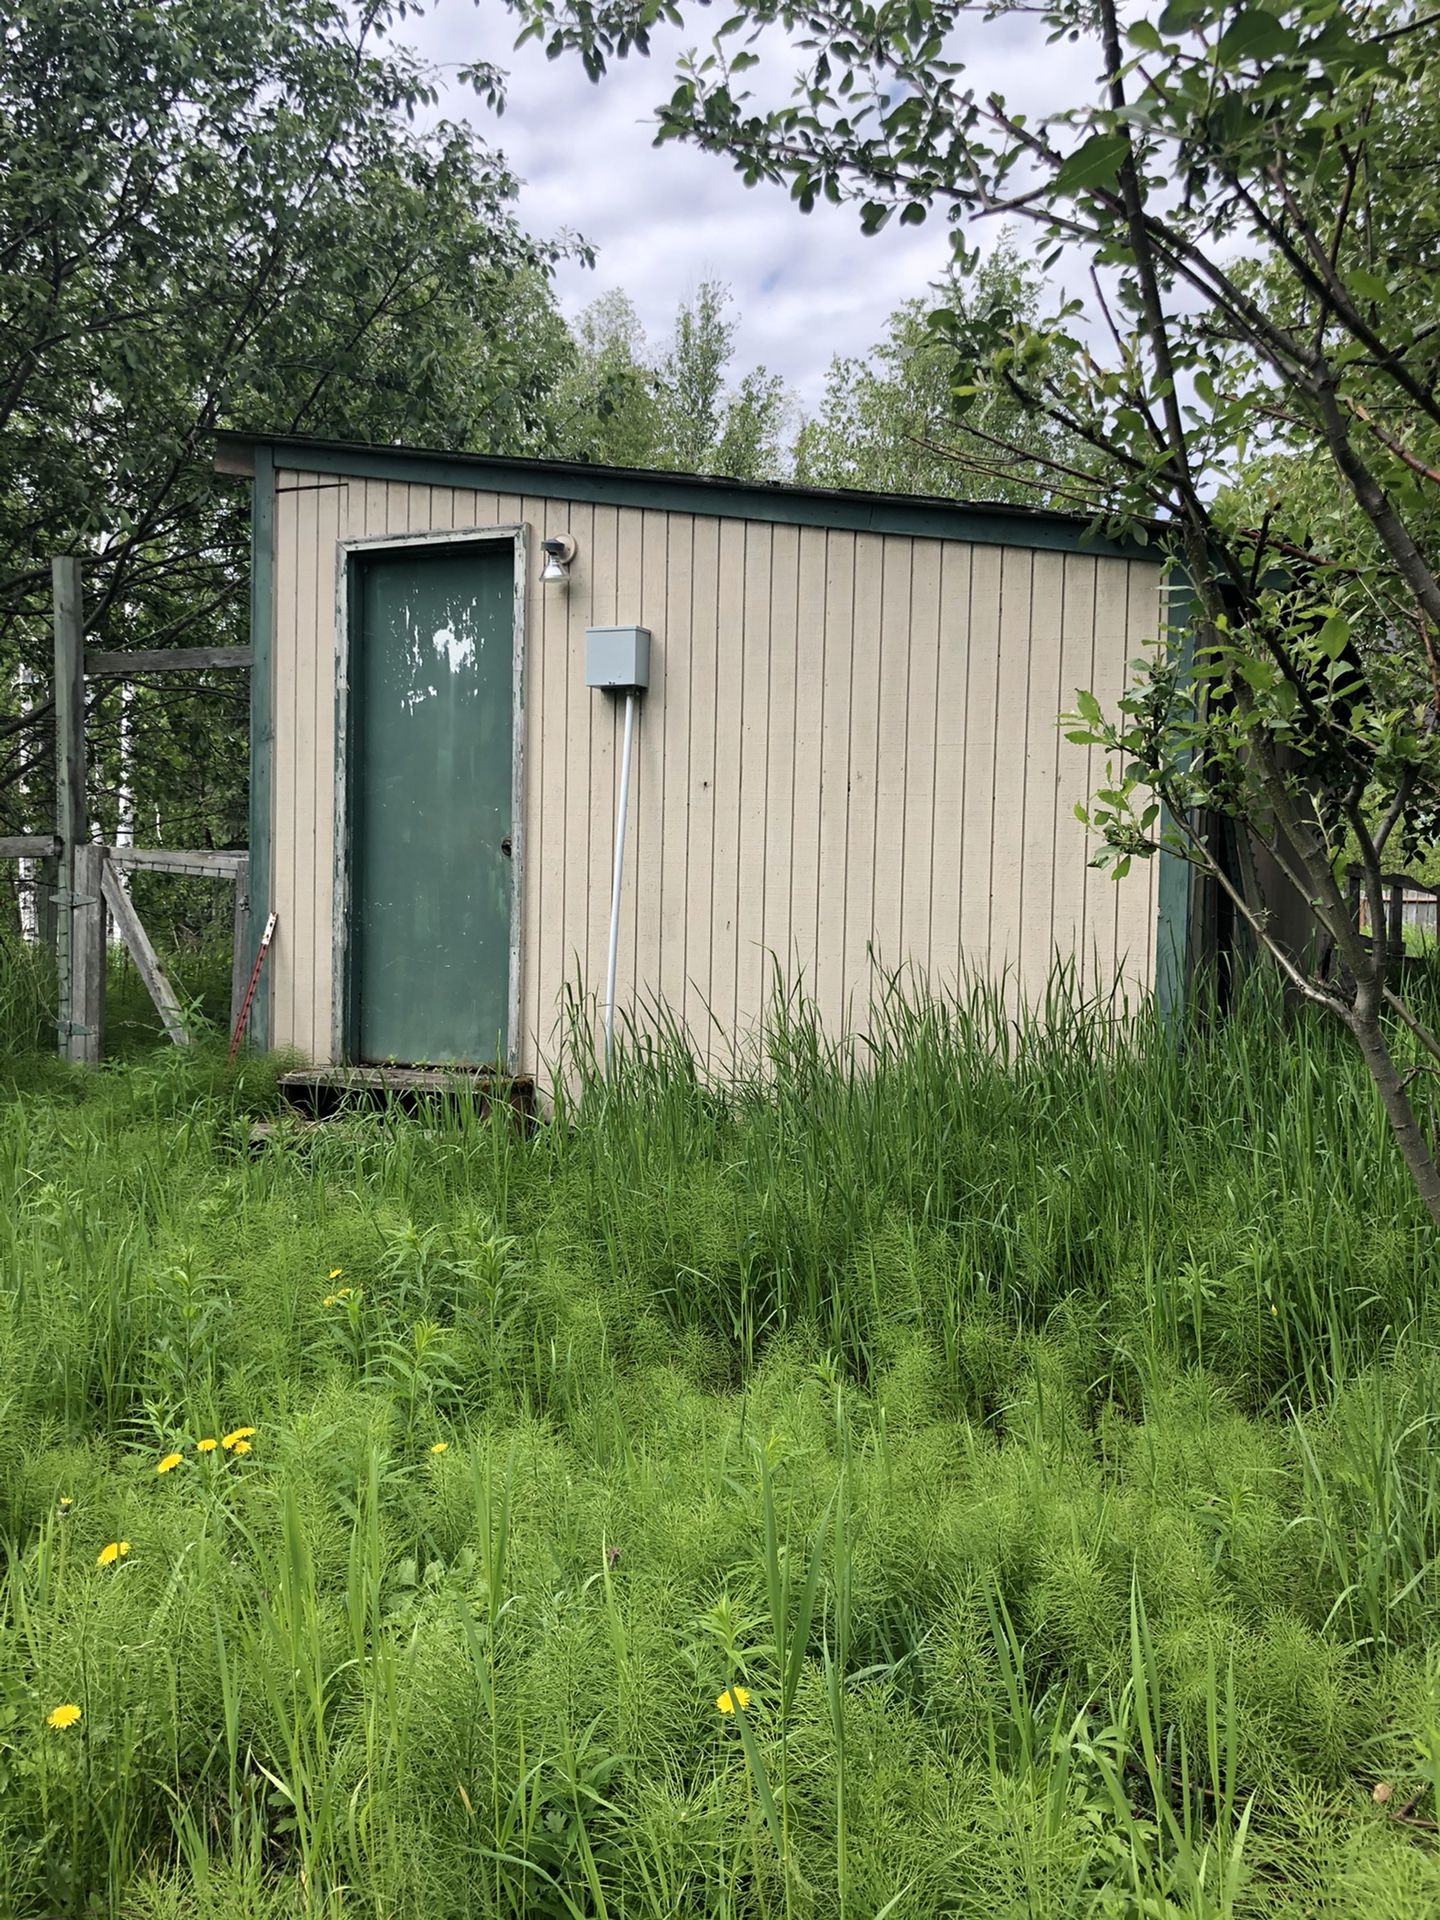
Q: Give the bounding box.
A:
[500,835,513,858]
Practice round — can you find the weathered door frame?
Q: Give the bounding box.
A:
[331,524,528,1071]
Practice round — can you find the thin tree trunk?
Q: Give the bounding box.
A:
[1349,1007,1440,1225]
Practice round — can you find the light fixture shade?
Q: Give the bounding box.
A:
[540,532,577,584]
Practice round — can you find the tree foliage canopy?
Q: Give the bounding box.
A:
[555,280,791,479]
[795,234,1082,503]
[505,0,1440,1216]
[0,0,575,850]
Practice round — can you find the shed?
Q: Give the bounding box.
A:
[217,433,1184,1077]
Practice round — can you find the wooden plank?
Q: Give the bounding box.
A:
[230,854,251,1037]
[899,538,943,977]
[632,510,669,1029]
[104,846,248,878]
[709,518,747,1060]
[0,835,60,859]
[70,843,106,1065]
[843,534,885,1023]
[84,646,252,677]
[789,527,829,992]
[1051,556,1097,989]
[1019,549,1066,997]
[989,548,1035,997]
[311,475,343,1062]
[871,535,913,979]
[248,445,276,1051]
[586,507,622,1037]
[659,513,694,1031]
[100,858,190,1047]
[684,516,720,1051]
[271,477,301,1052]
[815,532,855,1027]
[736,519,772,1043]
[929,541,973,990]
[560,503,596,1042]
[959,545,1003,975]
[213,442,256,478]
[518,496,547,1067]
[53,557,85,1061]
[293,478,322,1060]
[761,524,799,993]
[1088,559,1133,990]
[1122,562,1164,997]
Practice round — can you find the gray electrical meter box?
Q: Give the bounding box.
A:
[585,625,651,691]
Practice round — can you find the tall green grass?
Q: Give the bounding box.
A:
[0,968,1438,1915]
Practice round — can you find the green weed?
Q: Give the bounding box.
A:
[0,966,1436,1914]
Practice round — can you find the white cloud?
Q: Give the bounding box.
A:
[409,1,1069,411]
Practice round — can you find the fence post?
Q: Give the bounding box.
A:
[70,843,106,1065]
[52,557,87,1060]
[230,854,251,1039]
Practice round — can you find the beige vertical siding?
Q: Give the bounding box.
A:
[266,464,1163,1068]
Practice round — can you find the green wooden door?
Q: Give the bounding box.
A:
[349,542,514,1065]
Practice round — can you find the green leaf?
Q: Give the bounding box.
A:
[1157,0,1219,33]
[1317,611,1350,661]
[1074,689,1104,726]
[1054,132,1130,196]
[1346,266,1389,303]
[1217,10,1296,63]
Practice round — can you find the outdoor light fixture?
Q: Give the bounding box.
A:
[540,533,576,584]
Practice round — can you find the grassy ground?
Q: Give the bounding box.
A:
[2,960,1440,1916]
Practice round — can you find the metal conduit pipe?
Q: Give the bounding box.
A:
[583,624,651,1078]
[603,687,636,1077]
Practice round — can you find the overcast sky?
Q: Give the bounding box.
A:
[408,3,1063,413]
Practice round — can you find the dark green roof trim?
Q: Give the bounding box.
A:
[217,432,1163,561]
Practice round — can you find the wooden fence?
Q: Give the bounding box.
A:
[1,557,255,1062]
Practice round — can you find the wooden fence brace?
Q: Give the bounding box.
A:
[69,844,106,1066]
[104,846,247,880]
[52,557,86,1061]
[0,835,61,859]
[84,645,252,677]
[229,855,251,1039]
[99,856,190,1047]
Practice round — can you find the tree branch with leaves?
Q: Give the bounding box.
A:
[501,0,1440,1222]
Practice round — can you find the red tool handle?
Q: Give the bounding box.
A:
[228,910,277,1063]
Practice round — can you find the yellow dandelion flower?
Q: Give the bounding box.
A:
[221,1428,256,1451]
[195,1437,218,1454]
[230,1439,252,1455]
[322,1297,334,1308]
[430,1441,448,1455]
[715,1686,751,1715]
[156,1452,183,1475]
[328,1268,344,1280]
[96,1541,130,1567]
[58,1495,73,1512]
[46,1703,82,1731]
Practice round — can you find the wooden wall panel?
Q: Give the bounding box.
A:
[788,528,828,996]
[267,462,1163,1074]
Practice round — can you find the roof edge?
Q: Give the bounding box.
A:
[214,431,1168,560]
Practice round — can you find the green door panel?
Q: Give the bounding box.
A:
[349,543,513,1065]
